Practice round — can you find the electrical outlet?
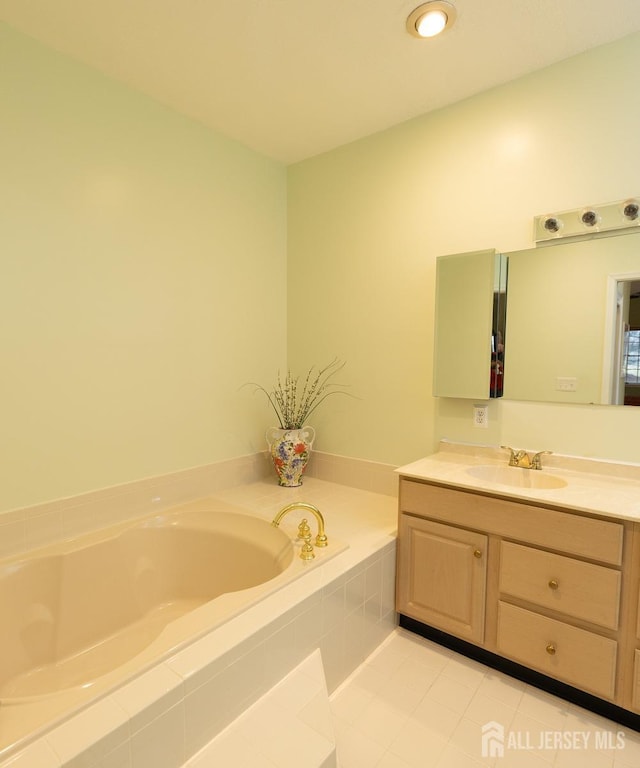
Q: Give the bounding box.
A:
[473,404,488,428]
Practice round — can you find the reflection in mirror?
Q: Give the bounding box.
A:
[433,249,507,399]
[504,232,640,405]
[491,258,508,397]
[605,277,640,405]
[626,283,640,404]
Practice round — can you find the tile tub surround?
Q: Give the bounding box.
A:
[305,451,399,499]
[183,649,337,768]
[0,476,397,768]
[0,453,274,561]
[0,450,397,561]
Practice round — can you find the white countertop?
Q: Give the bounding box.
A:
[397,441,640,523]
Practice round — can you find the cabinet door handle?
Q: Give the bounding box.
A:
[473,549,482,559]
[546,643,557,655]
[548,579,559,590]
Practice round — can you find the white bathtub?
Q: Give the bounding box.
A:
[0,497,344,757]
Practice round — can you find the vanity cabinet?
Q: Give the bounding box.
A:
[396,477,640,716]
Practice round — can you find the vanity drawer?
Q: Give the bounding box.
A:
[499,542,621,630]
[400,480,623,565]
[497,602,617,700]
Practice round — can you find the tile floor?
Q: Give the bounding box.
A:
[330,628,640,768]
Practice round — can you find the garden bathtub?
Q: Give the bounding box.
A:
[0,498,339,756]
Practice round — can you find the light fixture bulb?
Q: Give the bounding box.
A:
[416,9,447,37]
[406,2,457,39]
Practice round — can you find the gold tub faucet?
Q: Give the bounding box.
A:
[501,446,552,470]
[272,502,328,547]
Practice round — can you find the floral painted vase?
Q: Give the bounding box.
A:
[266,426,316,487]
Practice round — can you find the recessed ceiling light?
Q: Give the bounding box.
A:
[406,1,457,38]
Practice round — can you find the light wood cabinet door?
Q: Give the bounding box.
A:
[397,514,487,644]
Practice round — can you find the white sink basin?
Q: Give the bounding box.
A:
[465,465,568,490]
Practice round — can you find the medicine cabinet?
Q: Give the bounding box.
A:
[433,249,507,400]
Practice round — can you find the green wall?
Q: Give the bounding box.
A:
[3,23,640,513]
[0,23,287,511]
[288,33,640,465]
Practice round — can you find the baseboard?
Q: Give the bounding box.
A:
[399,614,640,733]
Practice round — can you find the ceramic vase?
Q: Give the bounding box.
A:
[266,426,315,487]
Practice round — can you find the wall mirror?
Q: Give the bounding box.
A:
[434,231,640,406]
[504,232,640,405]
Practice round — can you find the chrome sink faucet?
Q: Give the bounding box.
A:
[501,446,552,470]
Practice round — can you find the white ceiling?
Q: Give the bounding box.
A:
[2,1,640,164]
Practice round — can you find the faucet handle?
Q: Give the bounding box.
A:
[297,519,312,541]
[531,450,552,470]
[501,446,521,467]
[297,519,315,560]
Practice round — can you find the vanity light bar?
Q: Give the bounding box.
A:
[534,197,640,244]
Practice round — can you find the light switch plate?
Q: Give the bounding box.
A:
[556,377,577,392]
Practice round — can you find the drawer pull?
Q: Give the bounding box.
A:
[548,579,559,590]
[546,643,557,655]
[473,549,482,559]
